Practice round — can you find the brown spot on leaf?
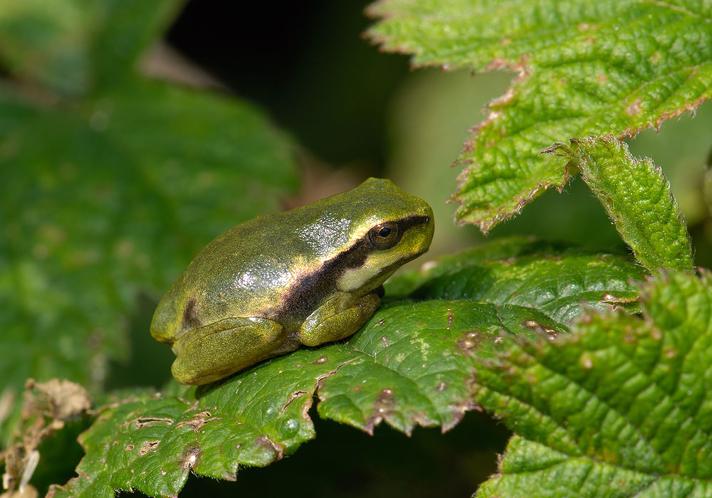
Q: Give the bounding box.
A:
[544,330,558,341]
[580,353,594,369]
[222,471,237,482]
[363,388,397,435]
[313,356,328,365]
[138,440,160,456]
[443,399,481,433]
[176,411,214,432]
[134,417,174,429]
[626,99,642,116]
[442,371,481,432]
[458,338,476,354]
[446,308,454,329]
[436,382,447,392]
[315,368,340,391]
[457,330,487,355]
[281,390,307,412]
[256,436,284,460]
[125,444,134,452]
[486,58,511,71]
[522,320,559,340]
[601,293,639,305]
[181,445,201,470]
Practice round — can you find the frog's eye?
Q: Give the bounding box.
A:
[368,222,400,250]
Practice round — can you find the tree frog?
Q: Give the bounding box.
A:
[150,178,434,385]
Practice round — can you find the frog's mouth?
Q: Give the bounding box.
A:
[341,241,431,296]
[358,251,425,294]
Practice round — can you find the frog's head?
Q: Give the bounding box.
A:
[327,177,434,295]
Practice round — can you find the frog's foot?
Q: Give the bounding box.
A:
[171,317,290,385]
[298,292,380,347]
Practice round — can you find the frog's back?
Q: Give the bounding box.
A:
[150,206,350,343]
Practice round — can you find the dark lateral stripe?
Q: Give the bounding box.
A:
[398,214,430,232]
[275,214,430,328]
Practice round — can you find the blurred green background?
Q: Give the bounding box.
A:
[1,1,711,496]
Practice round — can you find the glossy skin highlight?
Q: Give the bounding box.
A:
[150,178,434,385]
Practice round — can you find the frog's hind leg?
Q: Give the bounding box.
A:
[171,317,291,385]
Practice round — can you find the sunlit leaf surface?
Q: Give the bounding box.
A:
[369,0,712,229]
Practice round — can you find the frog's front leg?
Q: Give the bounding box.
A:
[171,317,289,385]
[298,291,381,347]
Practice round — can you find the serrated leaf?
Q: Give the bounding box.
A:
[48,244,644,497]
[554,137,693,272]
[368,0,712,229]
[0,0,181,95]
[474,270,712,497]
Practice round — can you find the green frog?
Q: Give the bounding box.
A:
[150,178,434,385]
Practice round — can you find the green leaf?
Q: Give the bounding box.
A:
[47,244,644,497]
[388,237,645,322]
[368,0,712,229]
[552,137,693,272]
[0,0,89,94]
[0,0,181,95]
[474,270,712,497]
[0,79,296,445]
[384,236,565,297]
[89,0,183,91]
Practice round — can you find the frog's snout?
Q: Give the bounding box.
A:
[418,207,435,252]
[150,293,181,345]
